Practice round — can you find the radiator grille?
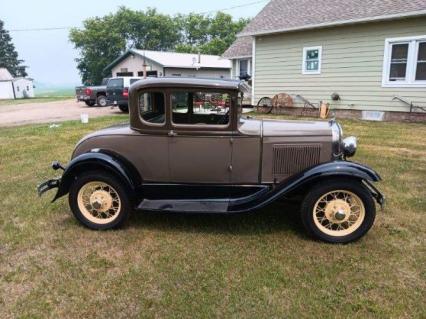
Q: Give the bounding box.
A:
[273,144,321,176]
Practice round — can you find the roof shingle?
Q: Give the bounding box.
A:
[222,37,253,59]
[239,0,426,36]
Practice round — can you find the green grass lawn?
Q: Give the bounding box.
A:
[0,115,425,318]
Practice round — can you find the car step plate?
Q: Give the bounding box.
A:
[138,199,229,213]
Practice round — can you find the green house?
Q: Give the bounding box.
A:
[223,0,426,119]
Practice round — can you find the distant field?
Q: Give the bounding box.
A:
[0,87,75,106]
[35,87,75,97]
[0,96,74,106]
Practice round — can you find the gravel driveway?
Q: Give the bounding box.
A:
[0,99,123,127]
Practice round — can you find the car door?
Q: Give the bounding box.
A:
[167,90,233,184]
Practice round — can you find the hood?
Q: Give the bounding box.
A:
[238,117,333,137]
[262,119,332,137]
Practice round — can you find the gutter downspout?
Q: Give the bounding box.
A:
[251,36,256,106]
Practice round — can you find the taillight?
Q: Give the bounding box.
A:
[85,88,92,96]
[123,87,129,97]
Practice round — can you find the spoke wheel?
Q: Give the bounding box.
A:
[256,97,273,113]
[313,190,365,237]
[77,182,121,224]
[69,171,131,230]
[301,180,376,244]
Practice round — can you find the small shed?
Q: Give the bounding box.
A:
[0,68,34,99]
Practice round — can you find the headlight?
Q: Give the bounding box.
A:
[330,121,343,157]
[342,136,357,158]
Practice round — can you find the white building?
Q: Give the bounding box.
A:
[104,49,231,79]
[0,68,34,99]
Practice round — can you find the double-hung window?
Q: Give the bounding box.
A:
[302,46,322,74]
[382,36,426,87]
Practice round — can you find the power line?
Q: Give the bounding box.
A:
[199,0,268,15]
[9,26,74,32]
[9,0,267,32]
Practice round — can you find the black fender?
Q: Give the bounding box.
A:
[229,161,383,212]
[52,150,142,202]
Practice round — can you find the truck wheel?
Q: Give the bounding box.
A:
[85,100,96,107]
[69,171,131,230]
[97,95,107,107]
[300,180,376,244]
[118,105,129,113]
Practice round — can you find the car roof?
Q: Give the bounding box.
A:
[130,77,242,92]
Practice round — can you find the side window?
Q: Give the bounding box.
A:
[138,92,165,125]
[171,91,230,126]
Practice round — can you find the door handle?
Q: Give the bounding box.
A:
[168,130,178,137]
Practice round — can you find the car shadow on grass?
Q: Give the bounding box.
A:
[127,201,306,238]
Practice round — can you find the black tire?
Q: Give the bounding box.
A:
[68,171,131,230]
[118,104,129,113]
[96,95,108,107]
[300,179,376,244]
[85,100,96,107]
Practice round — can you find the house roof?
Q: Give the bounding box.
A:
[239,0,426,37]
[105,49,231,71]
[0,68,13,81]
[222,37,253,60]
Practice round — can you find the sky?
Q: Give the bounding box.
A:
[0,0,266,86]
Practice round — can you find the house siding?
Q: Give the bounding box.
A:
[254,17,426,112]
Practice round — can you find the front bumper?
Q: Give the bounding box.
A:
[37,178,60,197]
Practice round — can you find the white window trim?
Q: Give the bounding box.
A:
[302,46,322,75]
[382,35,426,88]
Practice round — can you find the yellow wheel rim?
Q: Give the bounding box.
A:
[77,181,121,224]
[313,190,365,237]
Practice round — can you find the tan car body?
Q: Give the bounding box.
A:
[73,78,334,185]
[38,78,384,243]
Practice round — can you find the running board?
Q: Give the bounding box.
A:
[138,199,229,213]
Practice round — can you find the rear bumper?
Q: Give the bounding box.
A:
[107,98,128,106]
[76,95,92,101]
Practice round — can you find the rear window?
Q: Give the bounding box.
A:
[107,78,123,88]
[130,78,140,85]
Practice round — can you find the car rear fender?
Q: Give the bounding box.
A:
[52,150,142,202]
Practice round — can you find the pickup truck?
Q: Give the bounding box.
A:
[75,78,109,107]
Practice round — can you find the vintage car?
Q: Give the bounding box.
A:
[38,78,384,243]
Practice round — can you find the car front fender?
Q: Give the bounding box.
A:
[229,161,383,212]
[51,150,142,202]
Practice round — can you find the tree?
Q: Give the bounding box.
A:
[0,20,27,77]
[70,15,126,85]
[114,7,181,51]
[69,8,250,83]
[176,12,250,55]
